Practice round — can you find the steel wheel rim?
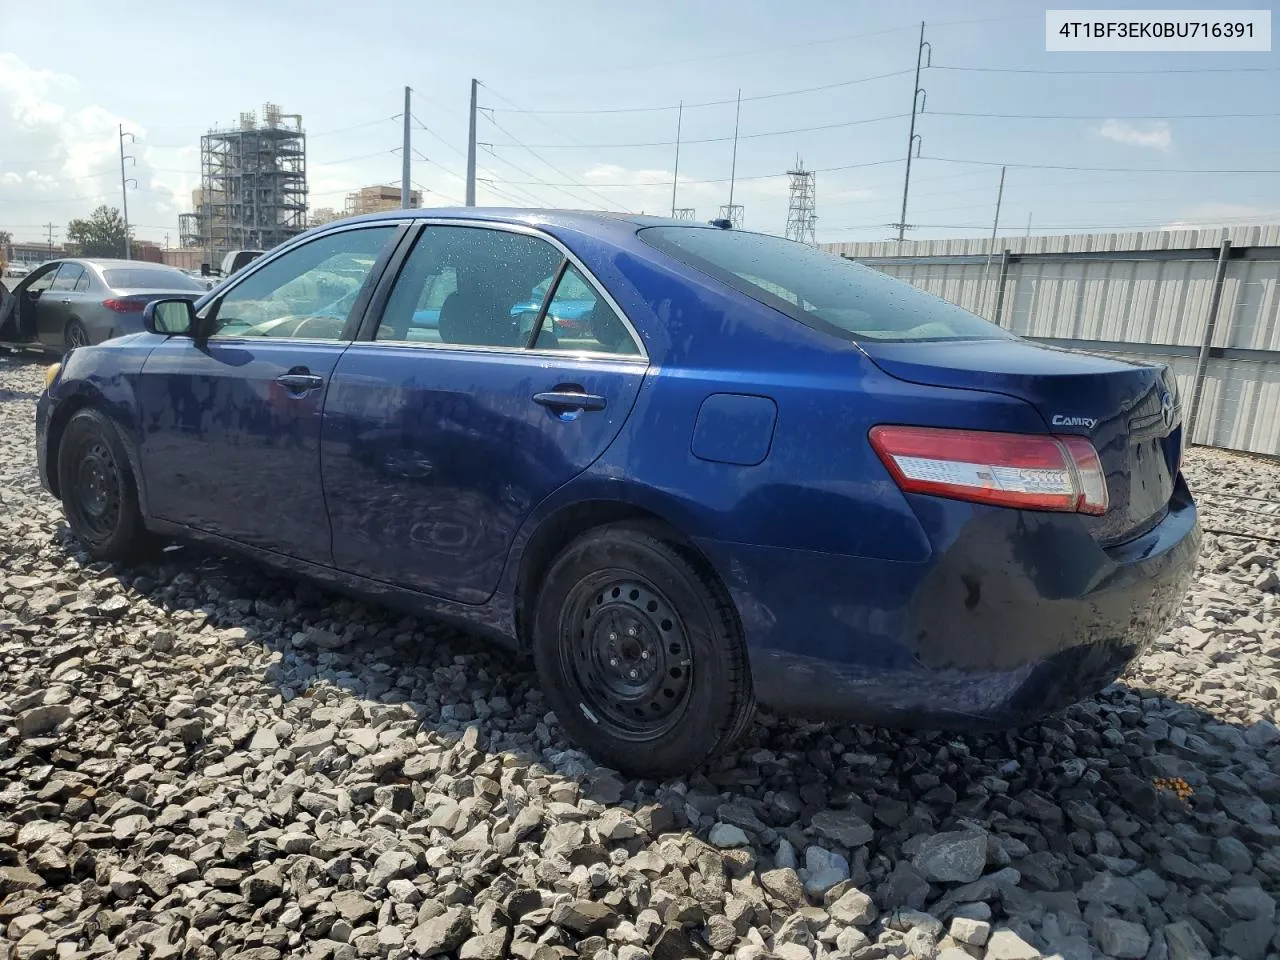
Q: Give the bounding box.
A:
[560,573,693,741]
[70,439,121,543]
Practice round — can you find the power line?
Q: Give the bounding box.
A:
[527,14,1034,81]
[480,94,633,212]
[487,112,910,150]
[489,69,915,116]
[932,110,1280,120]
[311,148,399,167]
[831,213,1280,232]
[476,141,610,211]
[491,157,903,189]
[411,114,469,160]
[312,116,400,138]
[922,156,1280,174]
[934,64,1280,75]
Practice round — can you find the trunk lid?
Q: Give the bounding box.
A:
[861,337,1182,544]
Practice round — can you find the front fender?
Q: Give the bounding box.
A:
[44,340,155,511]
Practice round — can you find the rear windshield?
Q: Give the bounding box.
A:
[104,267,204,290]
[639,226,1008,342]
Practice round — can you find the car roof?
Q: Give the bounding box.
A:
[79,259,183,268]
[334,207,722,235]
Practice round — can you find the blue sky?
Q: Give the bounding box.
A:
[2,0,1278,246]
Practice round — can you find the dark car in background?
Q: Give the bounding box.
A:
[0,259,206,353]
[34,210,1200,777]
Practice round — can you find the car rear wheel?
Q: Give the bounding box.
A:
[64,320,90,353]
[57,408,149,561]
[532,522,755,778]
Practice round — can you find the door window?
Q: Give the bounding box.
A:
[48,264,86,292]
[73,270,92,292]
[531,264,640,356]
[25,268,58,295]
[375,226,561,346]
[209,226,397,340]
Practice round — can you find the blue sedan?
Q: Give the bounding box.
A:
[34,210,1200,777]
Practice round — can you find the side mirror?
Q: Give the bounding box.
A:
[144,298,198,337]
[200,263,211,277]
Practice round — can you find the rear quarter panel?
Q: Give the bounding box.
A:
[539,222,1049,560]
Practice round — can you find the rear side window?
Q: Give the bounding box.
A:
[376,226,562,347]
[104,268,204,290]
[49,264,86,291]
[639,226,1008,342]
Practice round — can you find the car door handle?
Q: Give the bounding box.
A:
[275,373,325,392]
[59,299,72,304]
[533,391,607,412]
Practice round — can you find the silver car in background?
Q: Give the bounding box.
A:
[0,259,206,353]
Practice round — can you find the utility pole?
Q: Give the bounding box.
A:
[988,166,1006,247]
[1026,212,1033,237]
[670,101,683,218]
[401,86,412,209]
[466,78,478,207]
[727,89,741,215]
[894,22,930,242]
[119,123,136,259]
[980,166,1006,311]
[43,222,57,258]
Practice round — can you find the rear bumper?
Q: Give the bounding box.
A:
[697,478,1200,729]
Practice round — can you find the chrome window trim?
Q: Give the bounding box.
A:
[371,217,649,362]
[355,337,648,364]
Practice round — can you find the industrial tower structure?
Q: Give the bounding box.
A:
[784,159,817,245]
[189,104,308,265]
[716,204,744,228]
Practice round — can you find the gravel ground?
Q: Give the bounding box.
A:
[2,352,1278,960]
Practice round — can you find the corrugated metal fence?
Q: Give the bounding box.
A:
[822,226,1280,457]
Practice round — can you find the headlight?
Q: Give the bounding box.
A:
[44,363,61,390]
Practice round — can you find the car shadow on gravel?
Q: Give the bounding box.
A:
[29,515,1280,959]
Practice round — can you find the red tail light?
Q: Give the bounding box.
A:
[102,298,146,313]
[869,425,1109,515]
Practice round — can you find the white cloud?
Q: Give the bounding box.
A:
[1098,119,1172,152]
[1161,202,1280,231]
[0,52,185,244]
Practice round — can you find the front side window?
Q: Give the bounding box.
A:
[376,226,561,347]
[209,226,396,340]
[25,267,58,295]
[49,264,85,292]
[640,226,1009,343]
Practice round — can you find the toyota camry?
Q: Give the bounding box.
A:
[35,209,1200,777]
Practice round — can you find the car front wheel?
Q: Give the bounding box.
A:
[57,408,149,561]
[532,521,755,778]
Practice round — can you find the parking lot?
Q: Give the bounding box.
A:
[1,353,1278,960]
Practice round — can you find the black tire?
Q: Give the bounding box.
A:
[64,320,90,353]
[57,408,149,561]
[531,521,755,778]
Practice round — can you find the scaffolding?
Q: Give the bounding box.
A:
[672,207,697,221]
[195,103,307,265]
[784,158,817,245]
